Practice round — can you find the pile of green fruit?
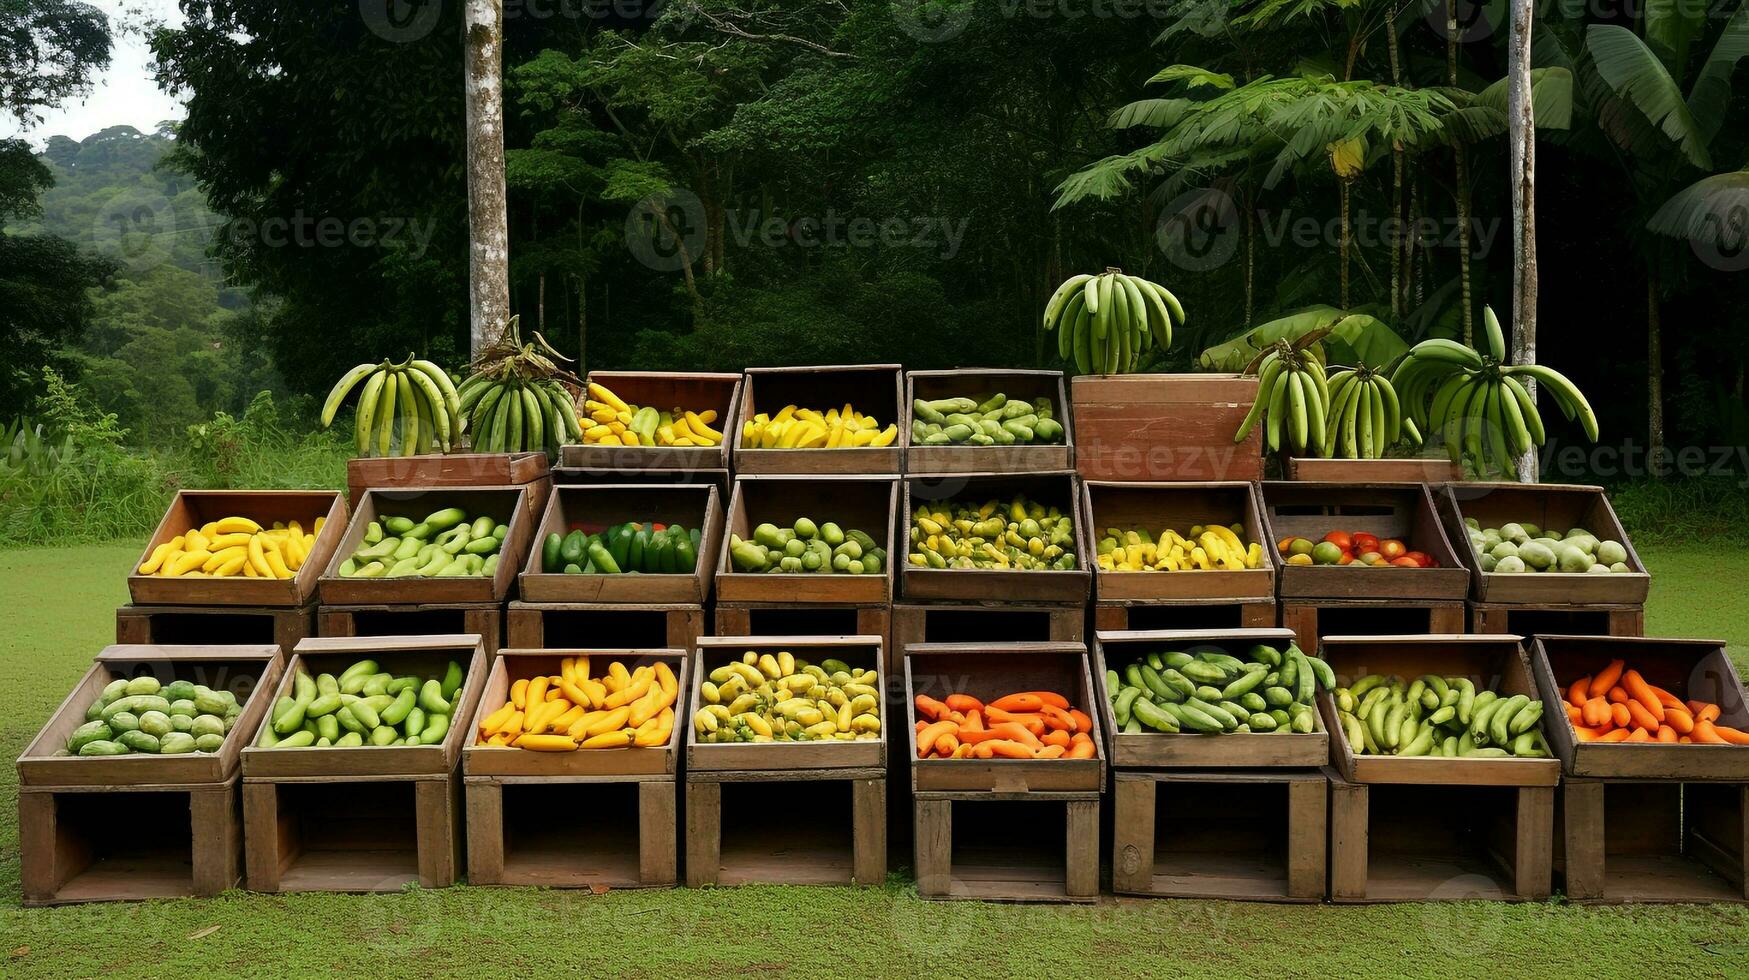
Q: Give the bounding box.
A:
[909,495,1076,570]
[541,522,700,574]
[1106,643,1330,735]
[694,651,882,743]
[911,394,1064,446]
[258,658,466,748]
[1461,518,1633,575]
[729,520,886,575]
[1331,674,1550,757]
[338,508,507,579]
[64,676,244,756]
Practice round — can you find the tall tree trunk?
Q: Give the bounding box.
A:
[1244,197,1256,328]
[464,0,509,357]
[1339,182,1351,309]
[1508,0,1538,481]
[577,275,587,374]
[1388,4,1404,320]
[1647,271,1665,467]
[537,271,546,333]
[1448,2,1474,345]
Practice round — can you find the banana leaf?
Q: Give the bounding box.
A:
[1199,305,1410,371]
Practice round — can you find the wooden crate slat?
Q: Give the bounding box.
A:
[732,365,903,475]
[1260,481,1471,600]
[901,473,1090,603]
[319,602,504,656]
[686,636,886,773]
[716,475,898,605]
[1440,482,1650,604]
[1280,597,1466,650]
[517,483,723,604]
[116,603,314,653]
[902,369,1073,475]
[128,490,348,607]
[1071,373,1263,483]
[912,790,1100,902]
[19,780,243,905]
[317,486,535,605]
[559,371,741,472]
[507,600,705,652]
[1285,457,1462,482]
[1082,480,1274,603]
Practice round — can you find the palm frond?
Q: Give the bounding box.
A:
[1587,24,1711,169]
[1645,0,1709,80]
[1146,65,1237,90]
[1645,167,1749,243]
[1051,142,1176,209]
[1685,4,1749,151]
[1108,98,1197,130]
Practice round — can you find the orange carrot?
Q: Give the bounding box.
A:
[1610,702,1632,728]
[1680,736,1693,743]
[1582,697,1611,727]
[1068,709,1094,733]
[985,739,1036,759]
[1589,659,1625,698]
[996,690,1070,711]
[944,694,982,714]
[916,720,957,758]
[1649,685,1685,711]
[1036,744,1067,759]
[1040,728,1072,749]
[915,720,927,733]
[1571,724,1611,742]
[991,721,1042,750]
[1564,703,1584,723]
[972,742,994,759]
[957,728,1003,745]
[935,733,961,757]
[1664,707,1694,734]
[915,695,949,721]
[963,709,984,732]
[1567,675,1592,707]
[1655,725,1679,743]
[986,709,1046,737]
[989,693,1044,713]
[1687,699,1708,715]
[1625,700,1661,733]
[1697,704,1722,724]
[1621,670,1665,723]
[1625,728,1653,742]
[1066,734,1097,759]
[951,743,974,759]
[1692,720,1728,744]
[1037,704,1074,731]
[1712,725,1749,745]
[1607,686,1630,704]
[1596,728,1632,743]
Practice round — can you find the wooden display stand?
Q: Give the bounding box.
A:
[463,649,687,889]
[685,637,887,887]
[1470,601,1645,638]
[557,370,741,478]
[1531,635,1749,902]
[320,602,505,657]
[1071,373,1262,482]
[346,451,551,526]
[552,465,730,495]
[127,490,348,608]
[901,369,1073,475]
[1318,635,1557,901]
[1083,481,1276,633]
[1280,598,1466,651]
[16,643,282,905]
[732,364,904,475]
[1285,457,1461,482]
[116,601,314,652]
[906,642,1103,902]
[507,601,704,652]
[517,484,723,605]
[891,603,1083,675]
[240,635,485,892]
[901,472,1091,605]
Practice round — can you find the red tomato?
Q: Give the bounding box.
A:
[1379,539,1407,560]
[1323,530,1354,550]
[1337,552,1355,565]
[1352,532,1381,553]
[1390,556,1422,568]
[1403,551,1434,568]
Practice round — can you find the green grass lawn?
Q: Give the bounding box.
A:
[2,543,1748,978]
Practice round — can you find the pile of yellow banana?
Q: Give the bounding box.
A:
[740,404,898,449]
[579,381,724,448]
[1095,523,1263,572]
[137,516,325,579]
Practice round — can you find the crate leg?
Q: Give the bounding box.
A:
[18,790,66,904]
[242,781,281,892]
[1281,605,1317,649]
[850,778,887,886]
[685,781,721,888]
[115,607,151,645]
[715,607,750,637]
[415,777,461,888]
[465,781,503,886]
[1287,776,1328,900]
[1608,607,1645,637]
[915,798,951,898]
[1241,602,1275,629]
[462,607,501,655]
[506,607,543,648]
[1065,799,1099,899]
[639,781,678,887]
[272,608,313,654]
[1471,605,1505,634]
[1046,606,1084,642]
[668,608,706,652]
[1093,605,1126,631]
[317,609,356,639]
[1514,785,1554,899]
[1329,777,1367,900]
[1428,603,1466,635]
[1561,778,1604,900]
[190,783,241,896]
[1686,782,1749,898]
[1111,775,1153,894]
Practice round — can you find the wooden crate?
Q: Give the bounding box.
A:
[1081,480,1274,603]
[1071,373,1263,482]
[19,779,241,905]
[905,642,1104,793]
[16,643,279,906]
[688,636,886,774]
[1529,635,1749,780]
[19,644,282,789]
[891,602,1082,676]
[517,483,724,604]
[508,601,704,652]
[317,486,535,606]
[1471,601,1644,639]
[1093,629,1329,768]
[116,602,314,653]
[461,648,686,889]
[686,770,886,887]
[553,465,729,495]
[346,451,551,526]
[1558,778,1747,902]
[716,475,898,605]
[239,636,484,892]
[128,490,348,607]
[1111,768,1328,901]
[1285,457,1461,482]
[901,473,1090,604]
[1315,635,1561,787]
[320,602,505,656]
[733,364,904,475]
[1095,599,1275,632]
[1280,597,1466,650]
[902,369,1073,475]
[1440,482,1650,605]
[715,603,888,667]
[559,370,741,474]
[1260,482,1470,601]
[913,790,1099,902]
[1328,772,1554,901]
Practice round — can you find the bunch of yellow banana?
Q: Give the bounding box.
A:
[1095,523,1263,572]
[740,404,898,449]
[579,381,723,448]
[137,516,325,579]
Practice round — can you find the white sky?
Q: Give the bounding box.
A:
[2,0,187,146]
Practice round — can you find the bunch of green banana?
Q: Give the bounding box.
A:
[1391,306,1597,478]
[1232,342,1329,455]
[1322,367,1415,459]
[456,374,582,455]
[1332,674,1551,758]
[320,355,462,457]
[1041,267,1184,375]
